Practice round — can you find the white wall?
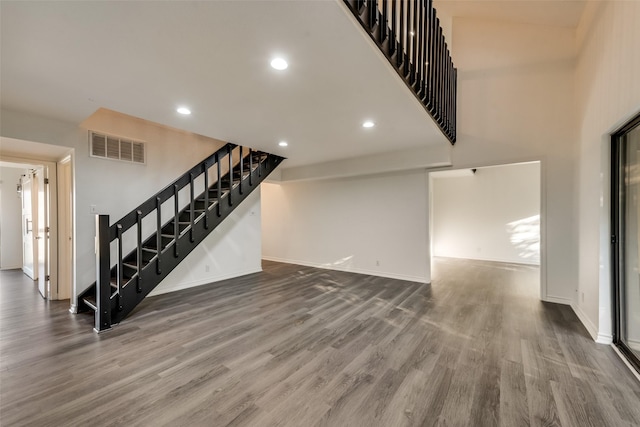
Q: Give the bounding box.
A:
[0,166,25,269]
[432,162,540,265]
[262,170,430,283]
[574,1,640,343]
[151,189,262,295]
[0,108,264,305]
[447,17,577,304]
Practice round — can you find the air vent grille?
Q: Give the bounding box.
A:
[90,132,146,164]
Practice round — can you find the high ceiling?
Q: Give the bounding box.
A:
[0,0,447,169]
[0,0,587,169]
[434,0,587,28]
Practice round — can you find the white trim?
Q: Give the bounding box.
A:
[262,256,428,283]
[431,253,540,266]
[611,344,640,383]
[597,333,613,345]
[571,302,599,341]
[147,267,263,297]
[542,295,572,305]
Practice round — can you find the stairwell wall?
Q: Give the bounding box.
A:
[0,108,264,307]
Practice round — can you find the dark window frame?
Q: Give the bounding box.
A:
[611,112,640,374]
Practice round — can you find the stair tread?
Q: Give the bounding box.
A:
[82,296,97,311]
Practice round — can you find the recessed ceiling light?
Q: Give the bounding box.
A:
[270,57,288,70]
[278,141,288,147]
[177,107,191,115]
[362,120,375,128]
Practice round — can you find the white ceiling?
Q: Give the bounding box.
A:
[0,0,448,169]
[434,0,587,28]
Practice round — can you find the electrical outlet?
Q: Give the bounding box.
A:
[376,260,380,266]
[205,265,210,273]
[90,205,97,214]
[582,292,585,303]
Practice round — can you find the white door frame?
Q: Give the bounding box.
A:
[2,155,69,301]
[56,156,74,300]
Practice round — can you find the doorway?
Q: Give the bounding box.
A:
[611,112,640,373]
[1,149,73,302]
[429,161,543,294]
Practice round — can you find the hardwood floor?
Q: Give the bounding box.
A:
[1,258,639,426]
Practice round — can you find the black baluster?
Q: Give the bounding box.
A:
[116,223,123,311]
[173,184,179,257]
[217,153,222,217]
[136,210,142,293]
[156,197,161,274]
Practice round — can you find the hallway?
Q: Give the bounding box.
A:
[1,259,639,426]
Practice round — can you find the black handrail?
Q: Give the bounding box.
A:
[92,143,281,331]
[343,0,457,143]
[104,143,234,241]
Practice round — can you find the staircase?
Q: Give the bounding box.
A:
[78,143,284,332]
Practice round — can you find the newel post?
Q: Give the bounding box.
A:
[95,214,112,332]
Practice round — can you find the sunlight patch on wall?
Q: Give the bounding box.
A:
[506,215,540,264]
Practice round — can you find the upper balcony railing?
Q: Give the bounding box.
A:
[343,0,457,143]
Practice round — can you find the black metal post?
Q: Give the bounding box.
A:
[173,184,179,257]
[228,146,233,206]
[239,146,244,195]
[249,149,253,186]
[136,210,143,293]
[156,197,162,274]
[116,223,123,311]
[217,153,222,217]
[95,214,111,332]
[189,173,195,243]
[204,163,209,229]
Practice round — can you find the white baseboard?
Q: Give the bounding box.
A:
[148,267,263,297]
[542,295,572,305]
[0,265,22,271]
[432,254,540,266]
[570,302,599,342]
[596,333,613,345]
[261,256,428,284]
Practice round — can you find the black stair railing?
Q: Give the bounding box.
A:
[343,0,457,143]
[82,143,284,332]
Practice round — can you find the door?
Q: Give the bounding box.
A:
[612,113,640,374]
[21,172,37,280]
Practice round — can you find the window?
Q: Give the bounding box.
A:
[90,131,145,164]
[611,112,640,375]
